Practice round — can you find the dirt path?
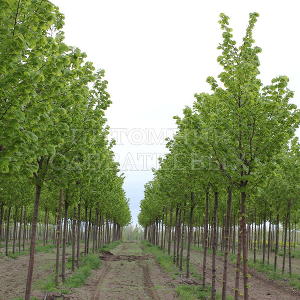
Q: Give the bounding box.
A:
[69,242,178,300]
[0,251,56,300]
[188,247,300,300]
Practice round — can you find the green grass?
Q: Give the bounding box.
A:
[2,244,55,259]
[176,285,213,300]
[225,250,300,291]
[278,248,300,259]
[36,241,121,294]
[141,241,178,275]
[142,241,232,299]
[38,253,102,293]
[99,240,121,252]
[12,297,39,300]
[247,259,300,290]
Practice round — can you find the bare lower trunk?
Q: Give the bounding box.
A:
[62,199,68,282]
[240,190,249,300]
[234,210,242,300]
[5,206,11,256]
[202,190,209,287]
[72,207,76,271]
[24,183,42,300]
[76,204,81,268]
[186,192,194,278]
[274,213,279,271]
[55,189,64,286]
[222,187,232,300]
[211,191,219,300]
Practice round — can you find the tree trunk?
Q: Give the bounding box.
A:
[5,206,11,256]
[24,183,42,300]
[234,210,242,300]
[202,190,209,287]
[76,203,81,268]
[168,208,173,255]
[72,207,76,271]
[186,192,194,278]
[240,190,249,300]
[12,207,18,254]
[62,198,68,282]
[55,189,64,286]
[211,191,219,300]
[222,187,232,300]
[274,213,279,271]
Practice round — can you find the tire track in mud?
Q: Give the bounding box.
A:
[92,243,161,300]
[138,260,160,300]
[92,261,111,300]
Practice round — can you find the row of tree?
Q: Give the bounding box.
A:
[139,12,300,300]
[0,1,131,299]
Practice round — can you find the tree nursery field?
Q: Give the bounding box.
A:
[0,0,299,300]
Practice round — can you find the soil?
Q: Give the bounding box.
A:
[0,250,56,300]
[68,242,178,300]
[2,241,300,300]
[188,246,300,300]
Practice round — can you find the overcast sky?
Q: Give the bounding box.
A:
[52,0,300,224]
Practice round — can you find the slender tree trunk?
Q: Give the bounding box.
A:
[202,190,209,287]
[274,213,279,271]
[179,219,185,271]
[87,208,92,253]
[186,192,194,278]
[0,203,3,248]
[222,187,232,300]
[5,206,11,256]
[72,207,76,271]
[76,203,81,268]
[84,206,88,255]
[240,190,249,300]
[62,199,68,282]
[235,208,242,300]
[211,191,219,300]
[12,207,18,254]
[254,209,257,263]
[262,210,267,264]
[24,182,42,300]
[173,206,179,264]
[288,204,292,276]
[267,214,272,264]
[282,210,288,274]
[55,189,64,286]
[168,208,173,255]
[18,207,23,252]
[23,207,27,251]
[176,209,182,266]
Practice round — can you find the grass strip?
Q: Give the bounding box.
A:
[142,241,232,299]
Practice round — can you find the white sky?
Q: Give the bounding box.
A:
[52,0,300,224]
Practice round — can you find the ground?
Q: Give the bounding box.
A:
[1,241,300,299]
[188,246,300,300]
[68,242,178,300]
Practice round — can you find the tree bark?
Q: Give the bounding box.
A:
[202,190,209,287]
[211,191,219,300]
[24,182,42,300]
[222,187,232,300]
[55,189,64,286]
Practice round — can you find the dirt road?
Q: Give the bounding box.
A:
[69,242,178,300]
